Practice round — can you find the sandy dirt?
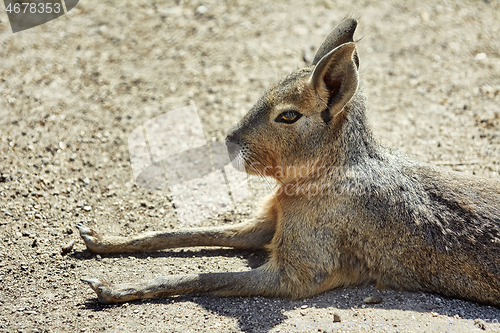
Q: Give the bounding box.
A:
[1,0,500,332]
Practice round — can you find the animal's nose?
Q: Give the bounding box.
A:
[225,132,239,157]
[225,131,237,143]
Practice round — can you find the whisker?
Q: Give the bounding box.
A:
[246,154,286,211]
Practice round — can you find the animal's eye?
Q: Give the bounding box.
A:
[275,110,302,124]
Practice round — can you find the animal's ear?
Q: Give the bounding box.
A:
[309,42,359,121]
[312,18,358,67]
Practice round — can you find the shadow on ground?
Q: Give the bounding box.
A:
[76,248,500,332]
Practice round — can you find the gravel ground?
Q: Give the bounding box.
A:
[1,0,500,332]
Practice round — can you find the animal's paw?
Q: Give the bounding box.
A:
[81,278,118,304]
[76,223,104,253]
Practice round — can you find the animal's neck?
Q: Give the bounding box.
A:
[334,91,380,167]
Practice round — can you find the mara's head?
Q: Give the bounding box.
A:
[226,19,363,181]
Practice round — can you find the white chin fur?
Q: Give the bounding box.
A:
[229,153,247,172]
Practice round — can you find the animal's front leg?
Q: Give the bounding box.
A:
[76,194,278,253]
[76,218,275,254]
[82,264,284,304]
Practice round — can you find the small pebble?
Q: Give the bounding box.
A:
[0,174,11,182]
[196,5,207,14]
[62,240,75,254]
[83,206,92,211]
[475,53,487,60]
[363,296,383,304]
[333,313,341,322]
[420,11,430,22]
[22,230,34,237]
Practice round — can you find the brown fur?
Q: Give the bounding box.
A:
[78,19,500,306]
